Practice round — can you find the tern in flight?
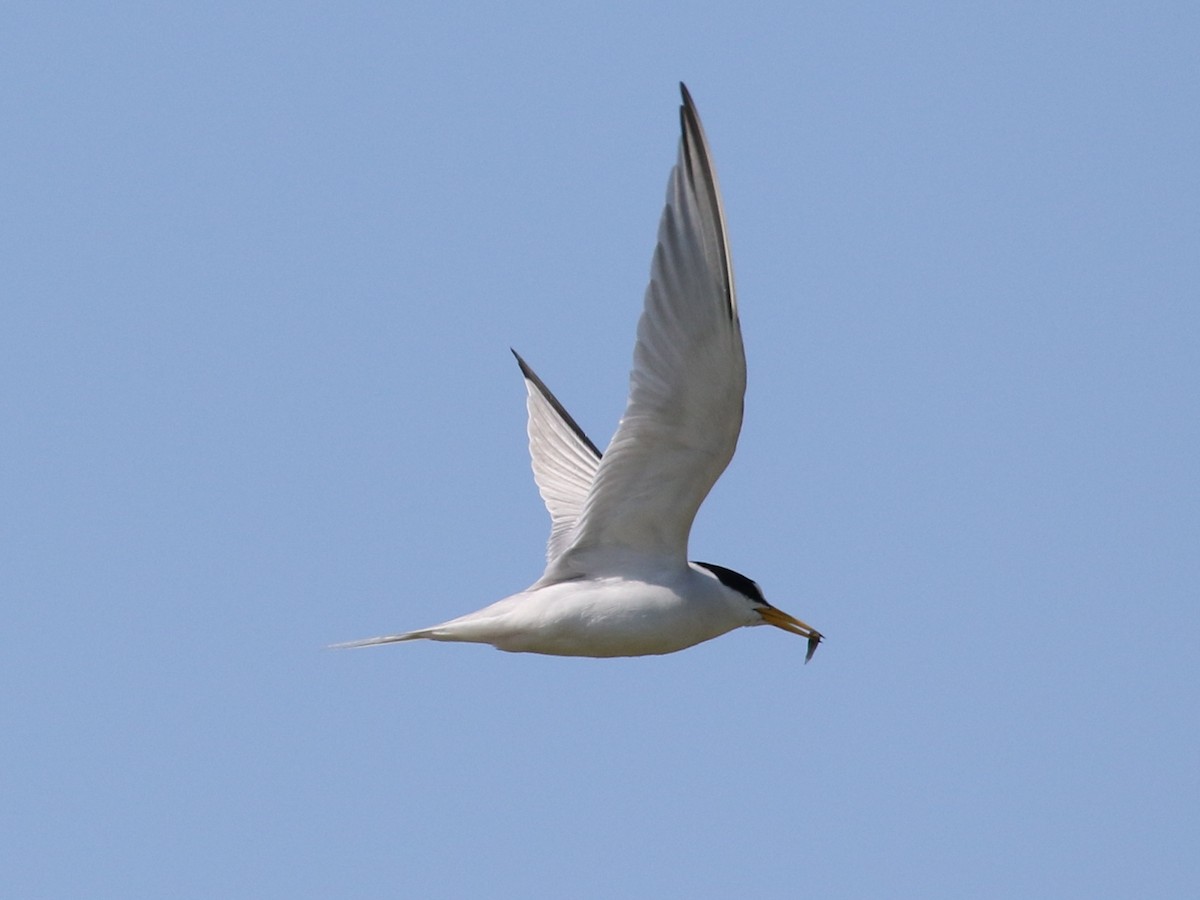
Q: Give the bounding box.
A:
[336,84,822,661]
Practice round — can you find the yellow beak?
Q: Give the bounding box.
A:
[758,606,823,663]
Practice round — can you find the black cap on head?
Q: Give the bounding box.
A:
[693,561,768,606]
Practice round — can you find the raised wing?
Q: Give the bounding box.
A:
[512,350,602,562]
[560,84,746,566]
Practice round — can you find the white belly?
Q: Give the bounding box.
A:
[428,574,752,657]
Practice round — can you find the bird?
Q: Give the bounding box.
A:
[335,84,823,661]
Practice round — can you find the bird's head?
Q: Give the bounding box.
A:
[694,561,823,662]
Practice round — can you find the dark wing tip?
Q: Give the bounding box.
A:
[673,83,737,322]
[677,82,701,160]
[510,349,602,460]
[511,347,535,380]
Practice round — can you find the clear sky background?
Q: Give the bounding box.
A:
[4,3,1197,898]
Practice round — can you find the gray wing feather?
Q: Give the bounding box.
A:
[559,85,745,567]
[513,350,602,562]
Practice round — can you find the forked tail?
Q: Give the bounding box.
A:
[328,629,434,649]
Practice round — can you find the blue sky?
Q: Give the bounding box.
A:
[4,3,1197,897]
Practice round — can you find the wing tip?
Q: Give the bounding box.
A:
[672,82,738,323]
[510,349,602,460]
[677,81,702,145]
[511,347,534,380]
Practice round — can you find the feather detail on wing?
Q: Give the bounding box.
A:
[559,84,746,566]
[512,350,602,562]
